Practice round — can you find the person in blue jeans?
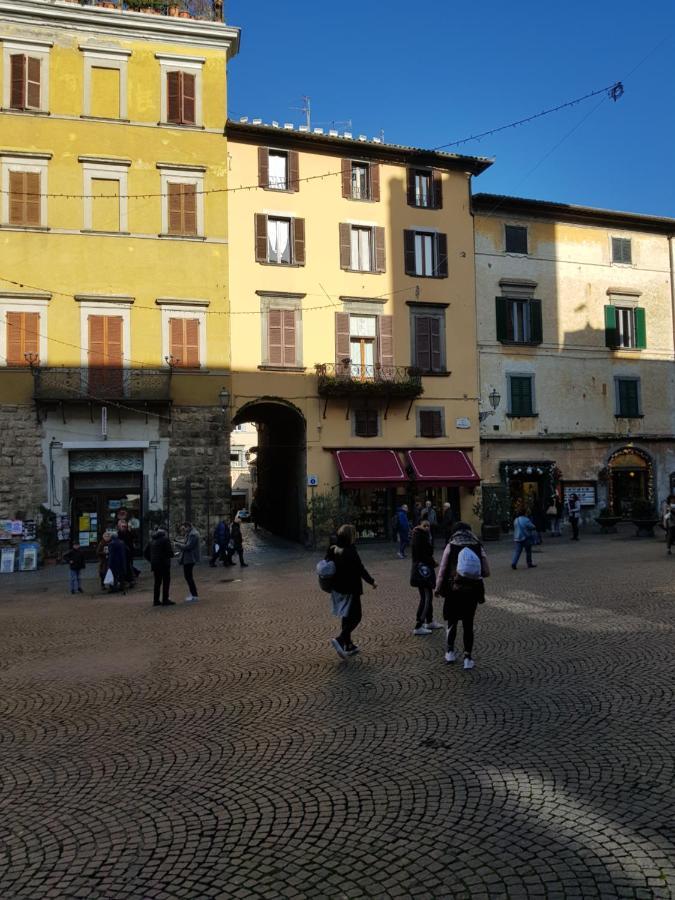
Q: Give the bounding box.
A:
[63,542,86,593]
[512,512,537,570]
[396,504,411,558]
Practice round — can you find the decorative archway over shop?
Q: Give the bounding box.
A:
[500,460,560,526]
[607,446,654,516]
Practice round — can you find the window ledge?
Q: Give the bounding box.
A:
[258,260,303,268]
[607,346,641,353]
[409,273,447,279]
[158,233,206,242]
[507,413,538,419]
[1,107,49,116]
[171,367,204,373]
[615,414,644,419]
[498,340,542,347]
[343,268,383,275]
[408,204,441,211]
[81,230,131,236]
[418,434,446,439]
[81,115,130,124]
[346,196,377,203]
[504,251,529,257]
[262,186,297,194]
[420,370,451,378]
[258,365,306,373]
[157,122,205,131]
[0,225,49,232]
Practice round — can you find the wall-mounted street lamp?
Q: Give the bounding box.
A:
[164,354,179,369]
[24,352,39,370]
[219,387,230,413]
[479,387,501,423]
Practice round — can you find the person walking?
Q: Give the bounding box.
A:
[410,519,442,635]
[512,511,538,569]
[63,542,86,594]
[436,522,488,669]
[117,519,136,586]
[107,532,128,592]
[226,516,248,567]
[566,493,581,541]
[96,532,112,590]
[326,524,377,658]
[441,502,454,545]
[209,517,230,567]
[396,504,411,559]
[545,495,558,536]
[145,527,175,606]
[664,494,675,554]
[176,522,200,602]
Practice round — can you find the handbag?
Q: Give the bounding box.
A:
[410,562,436,589]
[316,558,336,593]
[546,505,557,517]
[103,568,114,587]
[330,590,352,617]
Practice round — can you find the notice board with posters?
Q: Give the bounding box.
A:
[562,482,597,508]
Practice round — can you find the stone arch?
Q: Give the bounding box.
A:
[607,445,654,516]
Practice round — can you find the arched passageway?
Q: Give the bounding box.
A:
[232,398,306,542]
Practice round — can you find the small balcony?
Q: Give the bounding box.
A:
[68,1,224,22]
[315,362,424,399]
[34,367,172,402]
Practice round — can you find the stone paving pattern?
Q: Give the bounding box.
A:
[0,532,673,899]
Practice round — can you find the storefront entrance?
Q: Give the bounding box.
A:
[500,461,557,532]
[608,448,652,517]
[71,473,143,558]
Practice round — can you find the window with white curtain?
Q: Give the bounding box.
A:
[268,151,288,190]
[414,232,434,276]
[350,226,373,271]
[351,163,369,199]
[267,217,291,264]
[349,314,377,379]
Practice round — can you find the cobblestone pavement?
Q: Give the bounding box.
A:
[0,533,673,899]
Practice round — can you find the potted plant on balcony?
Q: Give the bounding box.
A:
[630,499,659,537]
[125,0,164,13]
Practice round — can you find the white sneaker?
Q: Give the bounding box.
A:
[396,553,405,559]
[426,621,443,630]
[444,651,457,663]
[463,657,475,670]
[330,638,349,659]
[413,626,432,636]
[185,595,199,603]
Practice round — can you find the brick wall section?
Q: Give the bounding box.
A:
[165,405,231,544]
[0,404,47,519]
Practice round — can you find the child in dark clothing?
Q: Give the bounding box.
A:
[63,543,86,594]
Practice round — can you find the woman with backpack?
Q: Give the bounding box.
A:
[326,524,377,658]
[410,519,442,636]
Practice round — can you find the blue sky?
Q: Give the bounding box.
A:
[227,0,674,217]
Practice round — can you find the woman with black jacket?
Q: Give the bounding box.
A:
[410,520,441,635]
[327,524,377,658]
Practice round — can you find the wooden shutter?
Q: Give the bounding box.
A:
[339,223,351,269]
[255,213,268,262]
[510,376,532,416]
[88,315,106,367]
[335,312,350,364]
[432,169,443,209]
[415,315,430,369]
[169,317,184,363]
[495,297,508,342]
[293,217,305,265]
[184,318,199,367]
[268,308,283,365]
[106,316,123,365]
[374,226,386,273]
[420,410,442,438]
[167,183,181,233]
[26,57,41,109]
[6,312,39,365]
[258,147,269,188]
[9,172,40,226]
[341,159,352,198]
[378,315,394,372]
[167,71,181,123]
[282,309,295,365]
[604,305,618,348]
[181,72,196,125]
[404,230,416,275]
[88,315,122,367]
[634,307,646,349]
[10,54,25,108]
[436,233,448,277]
[288,150,300,192]
[430,317,442,371]
[182,184,197,235]
[370,163,380,202]
[406,168,415,206]
[529,299,543,344]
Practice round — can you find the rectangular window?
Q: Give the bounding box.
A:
[616,377,640,417]
[407,168,441,208]
[167,183,197,236]
[354,408,378,437]
[350,226,373,272]
[339,223,384,272]
[88,314,123,393]
[169,317,200,368]
[267,217,292,264]
[90,66,121,120]
[415,233,434,276]
[495,296,543,345]
[351,162,369,200]
[166,70,196,125]
[342,160,379,201]
[505,224,528,254]
[8,171,41,226]
[91,178,120,232]
[418,409,443,438]
[604,305,646,350]
[349,315,377,379]
[508,375,535,417]
[255,215,305,265]
[259,148,299,192]
[267,151,288,190]
[6,311,39,366]
[404,230,448,278]
[10,54,41,110]
[230,449,245,467]
[267,308,296,366]
[612,237,632,264]
[412,312,444,373]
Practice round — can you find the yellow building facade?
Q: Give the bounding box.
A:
[227,122,491,542]
[0,0,239,551]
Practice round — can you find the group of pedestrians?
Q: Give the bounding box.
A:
[142,521,202,605]
[209,516,248,568]
[394,500,454,559]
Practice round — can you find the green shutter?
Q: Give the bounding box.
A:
[529,299,543,344]
[634,307,646,349]
[604,305,618,348]
[618,378,640,417]
[496,297,508,342]
[510,376,533,416]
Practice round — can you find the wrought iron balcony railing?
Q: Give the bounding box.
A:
[315,362,424,398]
[33,367,172,402]
[71,1,224,22]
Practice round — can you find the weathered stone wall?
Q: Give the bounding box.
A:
[0,404,47,519]
[164,405,231,543]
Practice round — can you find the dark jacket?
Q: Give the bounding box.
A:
[411,526,435,567]
[214,521,230,546]
[96,538,111,576]
[64,548,86,572]
[147,530,173,571]
[443,574,485,620]
[117,527,135,559]
[107,535,127,579]
[230,521,243,548]
[177,527,201,565]
[327,538,374,598]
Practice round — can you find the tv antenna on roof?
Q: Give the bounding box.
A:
[315,118,353,131]
[290,95,311,129]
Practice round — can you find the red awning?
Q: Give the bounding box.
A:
[334,449,407,484]
[406,449,480,485]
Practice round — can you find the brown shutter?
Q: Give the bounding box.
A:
[255,213,268,262]
[288,150,300,192]
[370,163,380,202]
[432,169,443,209]
[404,230,416,275]
[6,312,24,365]
[282,309,296,366]
[436,233,448,278]
[182,184,197,235]
[258,147,269,188]
[184,318,200,367]
[26,57,41,109]
[268,308,282,365]
[339,223,351,269]
[335,312,350,364]
[169,317,183,363]
[167,183,182,233]
[406,168,416,206]
[8,172,40,226]
[430,317,442,371]
[21,312,39,363]
[8,172,23,224]
[167,71,181,123]
[415,315,430,370]
[374,226,386,273]
[25,172,40,227]
[181,72,196,124]
[88,315,106,367]
[293,217,305,265]
[341,159,352,198]
[10,54,25,109]
[378,314,393,373]
[106,316,123,366]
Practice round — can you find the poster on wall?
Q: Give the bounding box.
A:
[10,520,23,536]
[78,515,90,531]
[0,547,16,574]
[57,515,71,542]
[79,532,91,547]
[562,483,597,508]
[0,521,12,540]
[20,546,38,571]
[22,520,36,540]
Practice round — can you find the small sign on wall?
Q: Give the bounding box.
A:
[455,418,471,430]
[562,483,597,508]
[307,475,319,487]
